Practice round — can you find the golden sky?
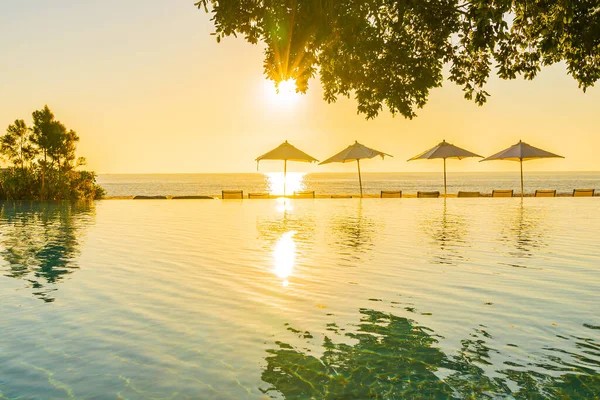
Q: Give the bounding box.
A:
[1,0,599,173]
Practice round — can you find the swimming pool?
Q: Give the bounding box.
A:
[1,199,599,399]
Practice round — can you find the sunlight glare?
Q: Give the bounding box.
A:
[267,172,306,196]
[275,197,293,212]
[263,79,301,107]
[273,231,297,287]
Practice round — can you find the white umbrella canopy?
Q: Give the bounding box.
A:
[409,140,482,161]
[320,141,392,197]
[256,141,319,164]
[481,140,564,197]
[408,140,482,196]
[256,141,318,196]
[481,140,563,162]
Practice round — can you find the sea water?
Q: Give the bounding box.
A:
[97,171,600,197]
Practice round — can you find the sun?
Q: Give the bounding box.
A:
[263,79,301,107]
[278,79,297,95]
[266,172,306,196]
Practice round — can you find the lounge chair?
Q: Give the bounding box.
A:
[293,191,316,198]
[492,190,513,197]
[381,190,402,198]
[535,190,556,197]
[133,195,167,199]
[331,194,353,198]
[457,191,480,198]
[573,189,595,197]
[417,191,440,198]
[172,195,214,199]
[248,192,270,199]
[222,190,243,199]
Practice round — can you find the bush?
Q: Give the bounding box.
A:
[0,167,104,201]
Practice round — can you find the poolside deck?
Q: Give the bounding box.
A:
[103,192,598,200]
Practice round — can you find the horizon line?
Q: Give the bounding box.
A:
[96,170,600,175]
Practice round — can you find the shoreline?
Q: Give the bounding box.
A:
[102,192,597,200]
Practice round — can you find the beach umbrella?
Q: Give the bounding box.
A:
[480,140,564,198]
[408,140,482,196]
[256,141,318,196]
[319,141,392,198]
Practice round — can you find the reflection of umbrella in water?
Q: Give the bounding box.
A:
[408,140,482,196]
[329,201,378,259]
[256,141,318,196]
[320,141,392,198]
[500,202,547,268]
[420,199,467,265]
[256,209,315,244]
[481,140,564,198]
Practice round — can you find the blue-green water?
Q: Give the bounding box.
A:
[1,199,599,399]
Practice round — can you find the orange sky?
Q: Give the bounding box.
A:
[1,1,598,174]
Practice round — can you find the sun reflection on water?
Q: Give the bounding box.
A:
[273,231,296,287]
[266,172,306,196]
[275,198,293,213]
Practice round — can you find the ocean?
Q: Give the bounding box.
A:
[97,171,600,197]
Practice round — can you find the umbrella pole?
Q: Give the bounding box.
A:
[443,158,447,197]
[357,159,363,198]
[284,159,287,197]
[520,159,524,198]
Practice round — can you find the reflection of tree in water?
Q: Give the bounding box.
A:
[329,201,380,262]
[261,309,600,399]
[499,201,548,268]
[420,200,468,266]
[0,201,94,302]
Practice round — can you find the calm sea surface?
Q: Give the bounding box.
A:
[1,199,600,399]
[97,172,600,197]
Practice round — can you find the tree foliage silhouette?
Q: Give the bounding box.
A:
[197,0,600,119]
[0,106,104,200]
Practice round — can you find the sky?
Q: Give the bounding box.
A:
[1,0,599,174]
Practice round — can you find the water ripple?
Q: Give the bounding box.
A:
[0,199,599,398]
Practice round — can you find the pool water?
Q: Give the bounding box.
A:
[1,199,599,399]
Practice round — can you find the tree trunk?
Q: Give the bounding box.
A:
[41,150,46,200]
